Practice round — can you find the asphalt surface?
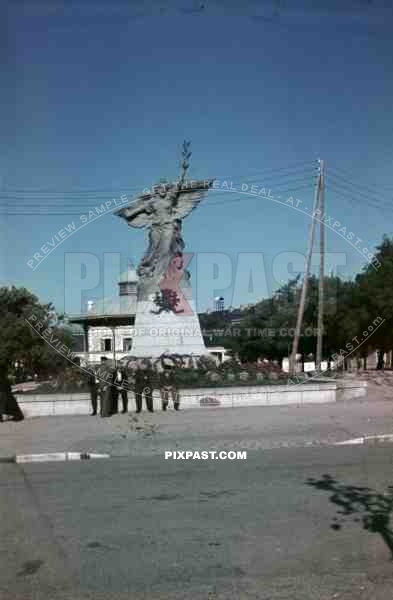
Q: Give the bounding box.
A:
[1,399,393,458]
[2,445,393,600]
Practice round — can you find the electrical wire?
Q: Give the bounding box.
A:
[0,163,316,202]
[0,180,315,215]
[0,164,318,214]
[329,165,393,194]
[0,185,315,215]
[328,183,393,218]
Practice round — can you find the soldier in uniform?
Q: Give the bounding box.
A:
[88,369,99,416]
[114,366,129,414]
[99,360,116,418]
[111,367,121,414]
[159,364,180,411]
[134,359,155,413]
[0,362,24,422]
[100,381,111,417]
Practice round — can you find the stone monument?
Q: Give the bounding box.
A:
[115,142,214,358]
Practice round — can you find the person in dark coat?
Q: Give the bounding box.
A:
[0,376,7,422]
[134,360,155,413]
[99,360,116,418]
[117,366,129,414]
[159,365,180,411]
[100,382,112,418]
[111,368,120,415]
[0,365,24,422]
[88,370,99,416]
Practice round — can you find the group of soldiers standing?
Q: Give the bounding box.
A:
[88,359,180,418]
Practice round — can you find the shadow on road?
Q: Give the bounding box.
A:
[305,474,393,559]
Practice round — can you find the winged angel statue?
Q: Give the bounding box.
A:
[115,178,214,299]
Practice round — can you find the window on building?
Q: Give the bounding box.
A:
[101,338,112,352]
[123,337,133,352]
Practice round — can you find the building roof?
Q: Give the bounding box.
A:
[68,294,137,323]
[118,268,138,283]
[90,294,137,315]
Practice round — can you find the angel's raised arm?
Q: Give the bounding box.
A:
[115,197,154,228]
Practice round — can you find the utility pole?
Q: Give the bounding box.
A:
[111,327,117,366]
[289,160,323,377]
[316,160,325,372]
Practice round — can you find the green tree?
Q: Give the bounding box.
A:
[0,286,74,377]
[355,236,393,362]
[226,278,303,362]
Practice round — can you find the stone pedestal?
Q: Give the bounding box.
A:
[130,281,206,358]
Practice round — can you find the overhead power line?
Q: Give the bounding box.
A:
[1,160,315,195]
[327,178,393,211]
[0,185,315,215]
[329,165,393,193]
[329,183,393,218]
[0,166,318,213]
[0,178,315,215]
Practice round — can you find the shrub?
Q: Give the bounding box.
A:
[207,371,222,383]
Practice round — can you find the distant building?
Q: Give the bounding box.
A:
[214,296,225,312]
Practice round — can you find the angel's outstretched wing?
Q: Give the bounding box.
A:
[172,179,214,220]
[115,195,154,228]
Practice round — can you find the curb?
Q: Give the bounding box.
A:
[0,452,110,464]
[335,433,393,446]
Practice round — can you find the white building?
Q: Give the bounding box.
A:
[69,267,138,365]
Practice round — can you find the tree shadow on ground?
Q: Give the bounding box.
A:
[305,474,393,559]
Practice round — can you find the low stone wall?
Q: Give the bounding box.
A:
[336,379,368,402]
[15,381,346,418]
[16,393,92,418]
[180,383,337,409]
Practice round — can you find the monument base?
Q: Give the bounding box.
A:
[130,287,207,358]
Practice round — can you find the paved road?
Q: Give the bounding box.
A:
[2,445,393,599]
[1,400,393,457]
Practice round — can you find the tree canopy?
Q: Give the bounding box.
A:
[0,286,74,376]
[201,235,393,366]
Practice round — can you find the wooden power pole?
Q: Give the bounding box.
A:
[316,160,325,372]
[289,160,323,377]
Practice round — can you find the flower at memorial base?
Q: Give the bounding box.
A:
[198,354,217,371]
[226,372,236,382]
[207,371,221,383]
[239,371,249,381]
[256,372,265,382]
[221,359,241,375]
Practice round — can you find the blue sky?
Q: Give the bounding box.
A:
[2,2,393,313]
